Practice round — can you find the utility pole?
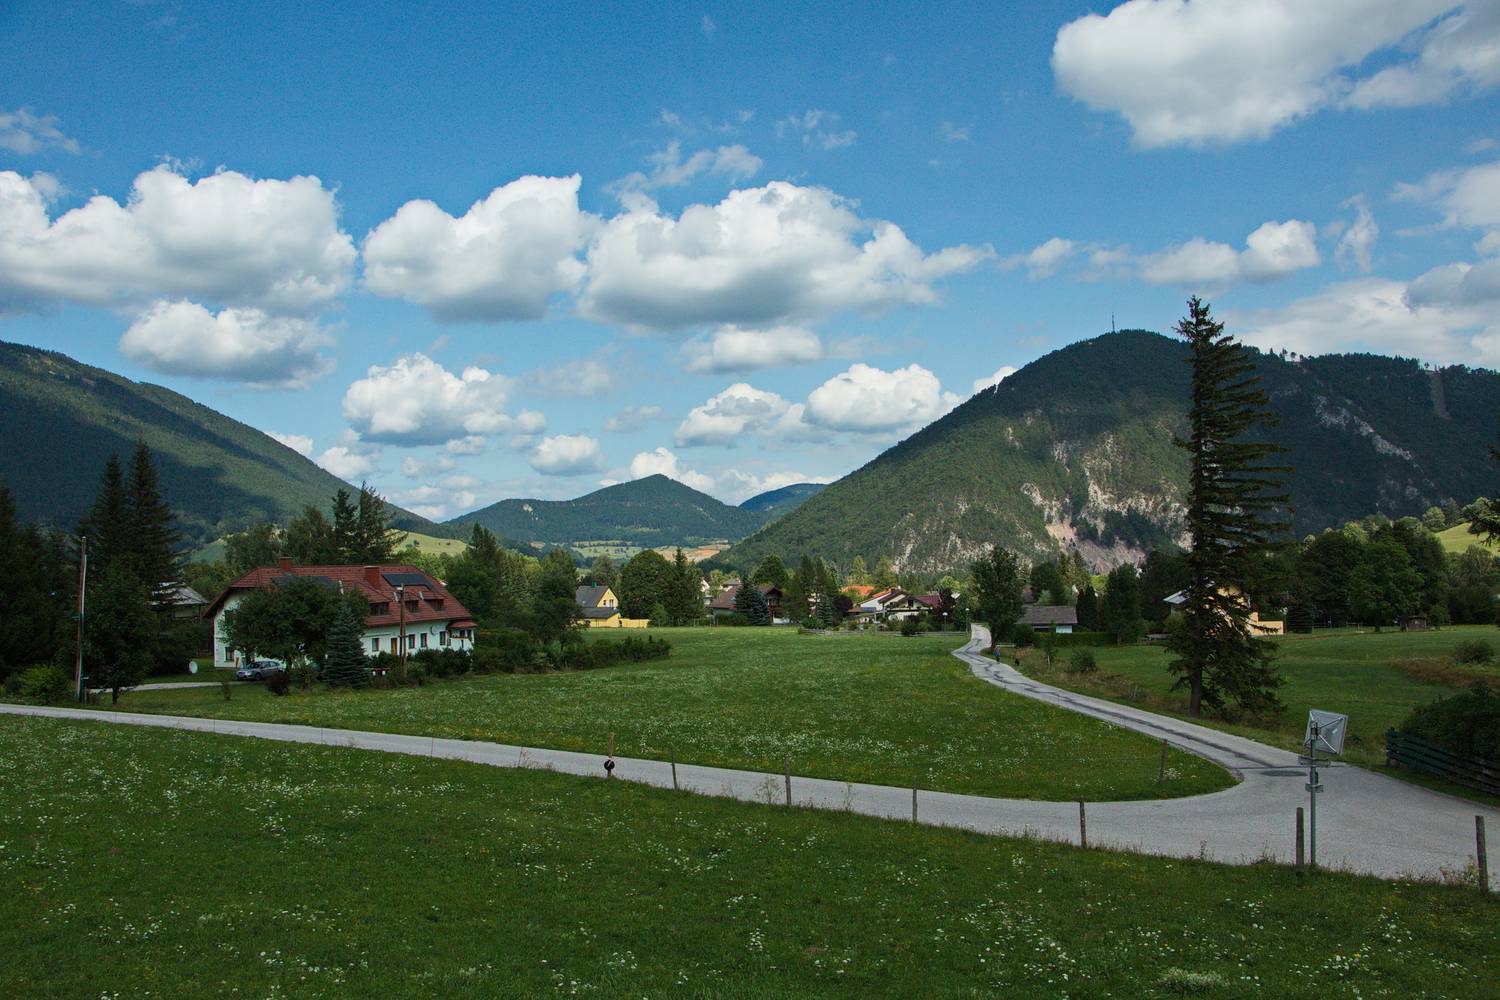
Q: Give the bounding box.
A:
[74,535,88,702]
[397,584,408,681]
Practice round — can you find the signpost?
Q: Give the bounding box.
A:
[1299,709,1349,869]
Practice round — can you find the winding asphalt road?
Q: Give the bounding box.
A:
[3,626,1495,886]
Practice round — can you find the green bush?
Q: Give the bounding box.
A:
[1065,649,1098,674]
[473,629,546,673]
[1399,685,1499,763]
[17,665,70,704]
[1453,639,1493,665]
[900,617,922,636]
[801,617,821,630]
[264,670,290,696]
[1011,623,1036,647]
[1048,630,1113,648]
[715,613,749,627]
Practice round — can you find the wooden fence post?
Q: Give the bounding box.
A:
[1479,815,1489,894]
[783,755,791,807]
[1295,807,1305,867]
[912,777,918,823]
[1158,740,1167,783]
[671,747,678,790]
[1078,800,1087,849]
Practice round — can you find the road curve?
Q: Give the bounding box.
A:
[958,625,1498,888]
[2,630,1495,886]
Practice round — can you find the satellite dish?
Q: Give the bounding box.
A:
[1304,709,1348,756]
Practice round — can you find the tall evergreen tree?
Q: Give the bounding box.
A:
[124,442,181,605]
[0,480,70,680]
[584,554,617,588]
[85,563,156,703]
[746,585,772,626]
[1101,563,1143,644]
[1075,583,1100,631]
[619,549,674,619]
[1168,297,1290,717]
[666,549,702,625]
[284,504,337,564]
[225,523,283,575]
[321,599,370,687]
[354,483,401,563]
[78,453,130,573]
[873,556,898,589]
[533,549,580,644]
[331,488,359,562]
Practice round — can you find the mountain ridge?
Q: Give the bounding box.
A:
[447,474,769,548]
[0,340,439,546]
[722,330,1500,573]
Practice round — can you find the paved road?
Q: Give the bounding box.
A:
[4,630,1495,886]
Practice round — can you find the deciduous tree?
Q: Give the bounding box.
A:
[971,545,1024,647]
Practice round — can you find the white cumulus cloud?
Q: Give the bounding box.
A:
[1052,0,1469,147]
[804,362,961,434]
[580,181,991,331]
[528,434,607,475]
[682,324,824,373]
[1335,197,1380,272]
[268,432,314,457]
[972,366,1018,394]
[341,353,544,446]
[611,141,762,198]
[0,165,354,316]
[118,299,334,388]
[362,174,591,323]
[628,447,716,493]
[675,383,790,447]
[1141,220,1321,286]
[317,443,380,482]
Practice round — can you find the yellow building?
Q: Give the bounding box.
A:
[575,585,649,628]
[1164,585,1284,636]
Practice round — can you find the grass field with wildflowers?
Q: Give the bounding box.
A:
[2,716,1496,999]
[81,629,1229,801]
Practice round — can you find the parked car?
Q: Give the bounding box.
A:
[235,659,285,681]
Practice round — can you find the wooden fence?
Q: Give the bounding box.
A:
[1385,729,1500,797]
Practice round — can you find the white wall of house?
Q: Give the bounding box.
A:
[212,594,473,667]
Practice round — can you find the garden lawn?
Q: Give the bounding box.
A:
[1019,627,1500,791]
[2,716,1496,999]
[76,628,1228,801]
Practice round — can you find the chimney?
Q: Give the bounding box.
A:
[364,565,382,588]
[277,557,292,571]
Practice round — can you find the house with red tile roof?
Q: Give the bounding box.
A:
[205,558,477,667]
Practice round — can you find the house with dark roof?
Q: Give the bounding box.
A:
[574,585,648,628]
[1018,605,1077,633]
[205,558,477,667]
[708,583,782,619]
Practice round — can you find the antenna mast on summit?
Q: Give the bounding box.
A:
[1111,313,1116,334]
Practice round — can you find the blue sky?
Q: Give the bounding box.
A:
[3,1,1500,520]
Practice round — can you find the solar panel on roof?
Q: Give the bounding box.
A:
[272,575,338,589]
[382,572,432,588]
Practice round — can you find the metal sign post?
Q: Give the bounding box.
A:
[1299,709,1349,871]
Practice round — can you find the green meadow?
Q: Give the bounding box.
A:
[3,716,1495,999]
[80,628,1228,801]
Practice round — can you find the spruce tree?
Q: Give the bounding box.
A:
[1076,583,1100,631]
[848,555,869,586]
[331,488,359,563]
[1168,297,1290,717]
[322,599,370,687]
[747,585,772,626]
[285,504,338,564]
[666,549,702,625]
[354,483,401,563]
[79,454,130,573]
[124,443,181,606]
[85,563,156,702]
[816,588,837,629]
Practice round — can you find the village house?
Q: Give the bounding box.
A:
[708,583,782,620]
[574,585,648,628]
[1018,605,1077,634]
[1163,587,1285,636]
[205,559,477,668]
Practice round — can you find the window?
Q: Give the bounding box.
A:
[420,633,428,649]
[371,637,380,652]
[439,631,448,646]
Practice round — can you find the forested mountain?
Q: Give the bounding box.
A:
[0,341,438,547]
[448,474,769,548]
[739,482,827,515]
[723,330,1500,574]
